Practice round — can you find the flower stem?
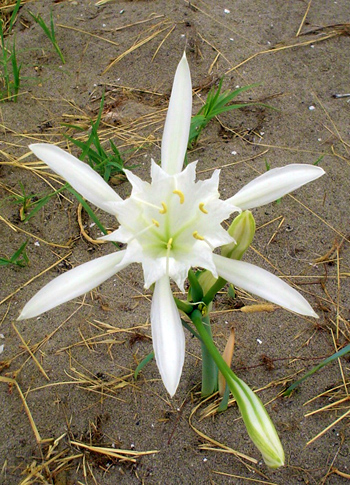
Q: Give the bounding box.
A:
[191,310,241,393]
[199,314,218,397]
[190,309,285,468]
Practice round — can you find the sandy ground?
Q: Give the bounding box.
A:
[0,1,350,484]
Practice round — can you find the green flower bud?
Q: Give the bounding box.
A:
[221,210,256,260]
[196,270,217,295]
[227,374,285,468]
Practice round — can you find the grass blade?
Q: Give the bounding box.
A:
[134,351,154,380]
[283,344,350,396]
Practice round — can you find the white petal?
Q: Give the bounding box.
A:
[151,275,185,396]
[99,228,124,242]
[142,256,167,289]
[213,254,318,317]
[30,144,122,215]
[151,159,169,183]
[174,160,197,186]
[18,251,127,319]
[124,168,150,194]
[227,164,325,210]
[161,52,192,175]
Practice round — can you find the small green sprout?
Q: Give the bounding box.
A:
[29,9,65,64]
[11,182,67,222]
[0,240,29,267]
[188,80,258,148]
[0,0,22,102]
[64,94,129,182]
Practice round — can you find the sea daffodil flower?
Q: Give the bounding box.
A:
[18,53,324,397]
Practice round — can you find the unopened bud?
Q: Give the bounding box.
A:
[221,210,255,260]
[227,374,285,468]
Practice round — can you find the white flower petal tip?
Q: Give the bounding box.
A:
[213,254,318,318]
[161,52,192,175]
[29,143,122,215]
[228,164,325,210]
[151,276,185,397]
[17,251,127,320]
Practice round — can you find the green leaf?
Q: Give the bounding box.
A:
[0,240,29,267]
[217,383,230,412]
[283,344,350,396]
[66,186,108,235]
[8,0,21,34]
[134,351,154,380]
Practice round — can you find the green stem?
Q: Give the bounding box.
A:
[190,309,285,468]
[191,310,241,392]
[199,314,218,397]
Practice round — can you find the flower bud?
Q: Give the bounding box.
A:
[227,374,285,468]
[221,210,255,260]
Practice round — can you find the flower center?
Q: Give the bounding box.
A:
[130,183,211,256]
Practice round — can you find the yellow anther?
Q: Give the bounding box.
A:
[159,202,167,214]
[199,203,208,214]
[152,219,160,227]
[193,231,205,241]
[167,238,173,249]
[173,189,185,204]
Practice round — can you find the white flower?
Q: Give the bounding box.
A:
[18,53,325,397]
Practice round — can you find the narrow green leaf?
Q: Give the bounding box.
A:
[217,383,230,412]
[10,240,28,263]
[284,344,350,396]
[134,351,154,380]
[8,0,22,34]
[66,187,108,235]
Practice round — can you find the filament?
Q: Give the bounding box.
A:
[192,231,214,250]
[134,196,164,212]
[126,220,159,244]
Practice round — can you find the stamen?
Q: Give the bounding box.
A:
[192,231,205,241]
[167,238,173,249]
[159,202,167,214]
[127,221,158,244]
[134,196,164,212]
[173,189,185,204]
[192,231,214,250]
[199,203,208,214]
